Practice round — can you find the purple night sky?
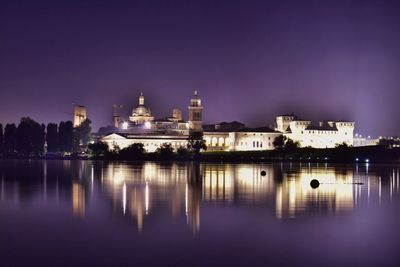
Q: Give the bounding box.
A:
[1,0,399,136]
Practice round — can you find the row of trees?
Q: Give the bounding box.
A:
[0,118,92,156]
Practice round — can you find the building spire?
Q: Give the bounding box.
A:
[139,92,145,105]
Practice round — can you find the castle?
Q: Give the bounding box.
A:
[99,92,365,152]
[275,114,355,148]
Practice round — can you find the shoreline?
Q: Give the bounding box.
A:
[1,146,400,164]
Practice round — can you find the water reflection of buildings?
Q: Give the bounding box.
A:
[95,162,400,225]
[203,164,276,203]
[101,163,279,233]
[0,160,400,233]
[72,183,85,217]
[102,162,201,233]
[275,166,355,218]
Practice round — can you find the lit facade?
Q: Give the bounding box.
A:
[101,91,282,152]
[188,90,203,132]
[129,93,154,124]
[73,105,87,127]
[276,115,355,148]
[100,95,366,152]
[353,134,379,147]
[102,133,189,152]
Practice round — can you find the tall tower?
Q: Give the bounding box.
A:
[113,104,123,128]
[73,105,87,127]
[188,91,203,132]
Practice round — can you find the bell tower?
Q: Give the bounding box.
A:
[188,90,203,132]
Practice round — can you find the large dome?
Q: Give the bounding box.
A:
[133,105,151,116]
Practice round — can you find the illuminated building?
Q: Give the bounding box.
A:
[73,105,87,127]
[129,93,154,124]
[101,95,369,152]
[101,91,281,152]
[276,114,355,148]
[188,90,203,132]
[353,133,379,147]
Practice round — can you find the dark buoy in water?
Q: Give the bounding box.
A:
[260,170,266,176]
[310,179,320,189]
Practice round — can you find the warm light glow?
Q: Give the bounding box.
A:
[275,167,355,219]
[122,182,127,215]
[72,183,85,217]
[145,181,149,214]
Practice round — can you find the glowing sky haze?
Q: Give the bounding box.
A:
[1,0,400,136]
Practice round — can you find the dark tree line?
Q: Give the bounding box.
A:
[58,121,74,153]
[0,118,76,156]
[16,117,46,156]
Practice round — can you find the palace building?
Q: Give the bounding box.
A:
[275,114,355,148]
[101,91,281,152]
[100,92,365,152]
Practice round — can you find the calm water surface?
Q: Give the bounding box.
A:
[0,160,400,266]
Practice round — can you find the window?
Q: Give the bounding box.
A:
[253,141,255,147]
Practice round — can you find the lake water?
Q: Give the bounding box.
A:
[0,160,400,266]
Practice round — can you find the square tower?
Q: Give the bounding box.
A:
[276,114,295,133]
[73,105,87,127]
[188,91,203,132]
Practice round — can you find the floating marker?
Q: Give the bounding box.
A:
[310,179,320,189]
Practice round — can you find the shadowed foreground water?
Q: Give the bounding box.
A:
[0,160,399,267]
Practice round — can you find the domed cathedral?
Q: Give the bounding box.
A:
[188,90,203,132]
[129,93,154,124]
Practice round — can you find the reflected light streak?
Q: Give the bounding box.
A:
[122,182,126,215]
[72,183,85,217]
[145,181,149,215]
[185,183,188,216]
